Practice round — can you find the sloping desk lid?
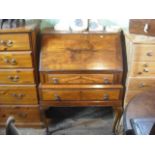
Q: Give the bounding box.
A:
[40,32,123,72]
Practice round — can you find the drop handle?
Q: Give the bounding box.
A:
[52,78,59,84]
[147,52,153,56]
[143,68,149,72]
[12,93,25,99]
[6,40,13,47]
[103,78,110,84]
[103,94,109,101]
[54,94,61,101]
[3,58,9,63]
[10,58,17,65]
[8,75,19,82]
[139,83,145,88]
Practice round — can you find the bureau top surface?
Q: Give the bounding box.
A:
[40,33,123,72]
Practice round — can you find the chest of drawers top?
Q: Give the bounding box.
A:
[40,32,123,72]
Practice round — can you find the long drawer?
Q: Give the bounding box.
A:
[128,77,155,90]
[0,69,35,84]
[133,44,155,61]
[0,105,42,127]
[41,73,114,84]
[0,33,30,51]
[0,51,33,68]
[40,85,122,101]
[0,85,38,104]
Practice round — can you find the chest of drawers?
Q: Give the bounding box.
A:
[124,33,155,105]
[0,26,42,127]
[39,31,124,132]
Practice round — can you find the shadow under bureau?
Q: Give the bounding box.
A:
[39,31,124,132]
[0,25,43,127]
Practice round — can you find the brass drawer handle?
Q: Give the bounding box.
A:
[143,68,149,73]
[6,40,13,47]
[3,58,10,63]
[8,75,19,82]
[147,52,153,56]
[54,94,61,101]
[103,78,110,84]
[143,64,148,67]
[103,94,109,101]
[10,58,17,65]
[52,78,59,84]
[3,58,17,65]
[12,93,25,99]
[0,40,13,47]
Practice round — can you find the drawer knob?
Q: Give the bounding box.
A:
[54,94,61,101]
[52,78,59,84]
[10,58,17,65]
[147,52,153,56]
[143,68,149,72]
[144,23,149,33]
[103,78,110,84]
[103,94,109,101]
[6,40,13,47]
[8,75,19,82]
[12,93,25,99]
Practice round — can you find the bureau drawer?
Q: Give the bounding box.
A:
[0,69,35,84]
[0,52,32,68]
[0,105,42,126]
[40,85,121,101]
[128,77,155,90]
[133,44,155,61]
[131,62,155,77]
[0,85,38,104]
[0,33,30,51]
[42,73,114,84]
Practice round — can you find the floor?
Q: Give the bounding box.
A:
[0,107,114,135]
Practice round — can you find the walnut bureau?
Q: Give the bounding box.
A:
[39,31,124,132]
[124,33,155,106]
[0,25,42,127]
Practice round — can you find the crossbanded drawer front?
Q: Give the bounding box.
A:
[43,73,114,84]
[0,85,38,104]
[0,69,35,84]
[40,88,121,101]
[0,33,30,51]
[0,106,41,125]
[131,62,155,77]
[133,44,155,61]
[128,77,155,90]
[0,52,32,68]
